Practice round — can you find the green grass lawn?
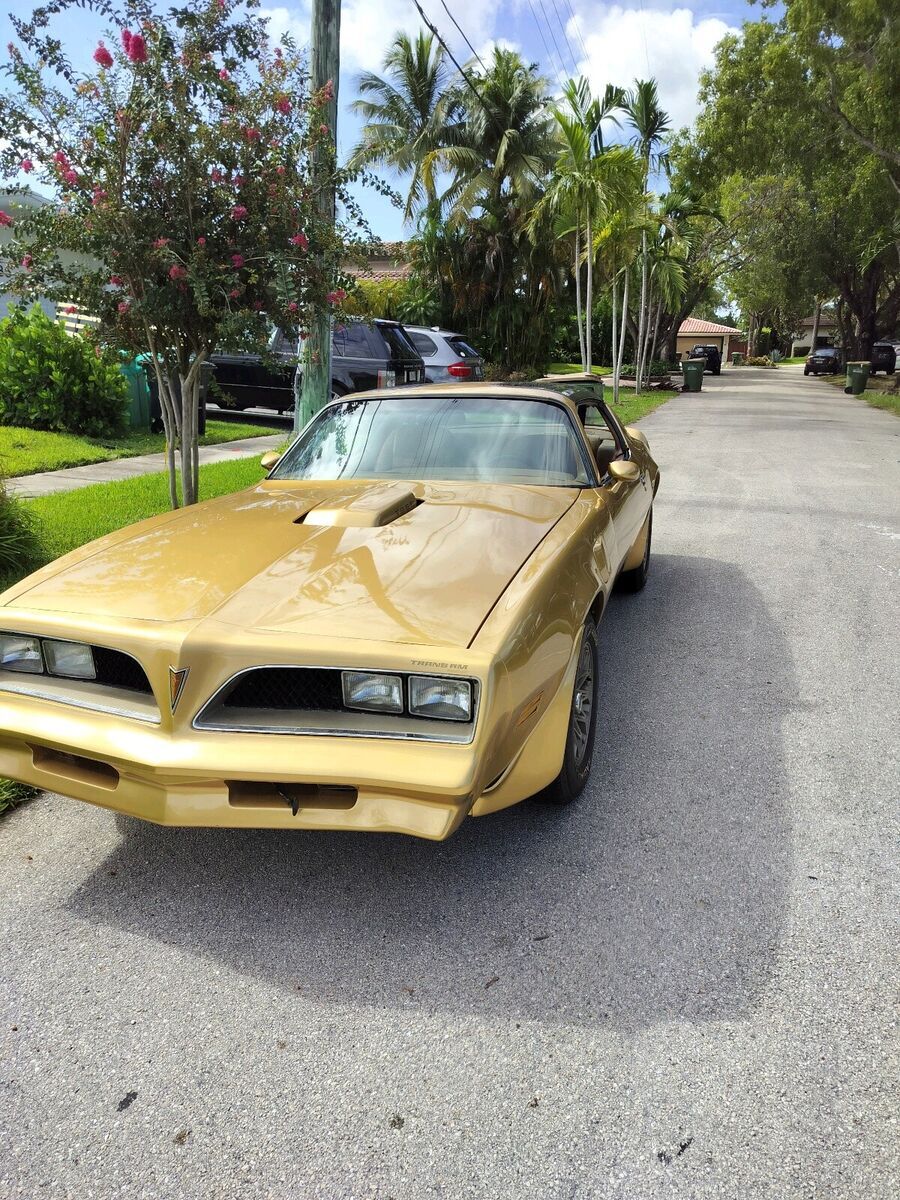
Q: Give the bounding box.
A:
[822,373,900,416]
[0,420,272,478]
[781,356,808,365]
[546,362,613,376]
[0,777,35,816]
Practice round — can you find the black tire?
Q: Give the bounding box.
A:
[543,619,599,806]
[618,507,652,593]
[714,367,721,375]
[803,367,809,375]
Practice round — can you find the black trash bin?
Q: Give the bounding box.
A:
[146,362,212,436]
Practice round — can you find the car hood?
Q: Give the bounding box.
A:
[8,479,577,648]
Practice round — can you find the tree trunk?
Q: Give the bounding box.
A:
[649,295,663,367]
[574,225,586,372]
[585,215,593,372]
[808,299,821,353]
[615,270,630,403]
[635,232,647,393]
[611,274,619,405]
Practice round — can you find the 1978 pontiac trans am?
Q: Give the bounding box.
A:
[0,380,658,840]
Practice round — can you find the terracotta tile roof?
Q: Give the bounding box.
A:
[678,317,742,335]
[345,241,411,282]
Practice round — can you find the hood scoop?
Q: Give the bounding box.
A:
[299,482,422,529]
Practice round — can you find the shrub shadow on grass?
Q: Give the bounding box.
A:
[66,553,795,1031]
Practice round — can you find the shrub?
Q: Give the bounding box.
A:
[619,360,678,378]
[0,475,41,587]
[745,355,778,368]
[0,306,127,436]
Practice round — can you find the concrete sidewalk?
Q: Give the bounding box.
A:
[6,433,284,499]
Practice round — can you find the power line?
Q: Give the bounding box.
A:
[535,0,571,83]
[410,0,487,109]
[547,0,579,76]
[563,0,590,65]
[437,0,485,71]
[525,0,565,83]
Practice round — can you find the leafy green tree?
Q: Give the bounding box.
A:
[693,17,898,357]
[349,32,459,223]
[1,0,354,507]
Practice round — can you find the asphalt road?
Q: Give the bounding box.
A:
[2,367,898,1199]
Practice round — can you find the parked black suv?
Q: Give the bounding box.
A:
[870,342,897,375]
[804,346,843,375]
[688,344,722,375]
[209,319,425,413]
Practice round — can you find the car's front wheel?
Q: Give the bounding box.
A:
[804,367,810,375]
[543,619,599,806]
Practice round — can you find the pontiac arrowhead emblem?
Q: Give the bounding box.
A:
[168,667,190,714]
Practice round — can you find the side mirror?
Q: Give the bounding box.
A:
[608,460,640,484]
[624,425,648,449]
[260,451,281,471]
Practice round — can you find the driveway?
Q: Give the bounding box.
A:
[2,367,897,1199]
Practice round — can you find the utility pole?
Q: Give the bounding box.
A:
[295,0,341,435]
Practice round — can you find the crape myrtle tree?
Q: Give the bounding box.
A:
[0,0,358,507]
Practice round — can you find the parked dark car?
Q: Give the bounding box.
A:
[405,326,485,383]
[870,342,897,375]
[209,319,425,413]
[688,344,722,375]
[804,346,843,375]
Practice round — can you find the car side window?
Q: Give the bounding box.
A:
[272,329,295,355]
[578,403,627,478]
[410,332,439,357]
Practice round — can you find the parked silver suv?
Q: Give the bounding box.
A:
[406,326,485,383]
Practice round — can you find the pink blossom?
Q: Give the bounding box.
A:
[196,236,206,246]
[253,301,264,311]
[210,168,224,183]
[289,232,308,249]
[216,0,225,8]
[229,288,240,298]
[117,301,130,314]
[232,173,245,187]
[20,158,33,173]
[52,150,70,167]
[65,305,77,314]
[319,124,329,135]
[21,254,32,269]
[0,211,12,228]
[274,47,283,59]
[169,264,187,280]
[218,68,229,80]
[122,31,147,63]
[109,275,124,285]
[93,42,113,69]
[275,96,291,114]
[326,289,347,305]
[287,301,298,313]
[276,165,286,176]
[231,253,244,268]
[231,204,248,221]
[62,169,79,186]
[91,187,108,206]
[322,79,334,101]
[153,237,170,248]
[243,126,260,142]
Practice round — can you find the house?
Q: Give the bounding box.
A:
[790,312,838,357]
[0,189,58,320]
[346,242,411,283]
[676,317,743,361]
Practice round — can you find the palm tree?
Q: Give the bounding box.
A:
[348,32,459,223]
[624,79,671,390]
[595,189,649,403]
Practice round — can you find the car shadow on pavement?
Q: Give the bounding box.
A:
[65,553,795,1031]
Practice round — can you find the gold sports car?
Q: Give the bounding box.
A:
[0,377,658,840]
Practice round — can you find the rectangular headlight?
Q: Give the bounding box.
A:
[0,633,43,674]
[43,639,96,680]
[408,676,472,721]
[342,671,403,713]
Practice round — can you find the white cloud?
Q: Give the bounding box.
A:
[261,1,502,76]
[570,4,737,131]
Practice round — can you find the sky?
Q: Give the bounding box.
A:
[1,1,764,239]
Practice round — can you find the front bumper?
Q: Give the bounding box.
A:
[0,692,484,839]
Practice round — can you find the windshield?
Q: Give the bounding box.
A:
[272,395,592,486]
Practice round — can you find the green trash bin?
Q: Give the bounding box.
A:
[732,351,743,366]
[681,357,704,392]
[844,361,870,395]
[120,357,151,428]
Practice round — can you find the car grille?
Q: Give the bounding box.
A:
[92,647,154,695]
[222,667,345,711]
